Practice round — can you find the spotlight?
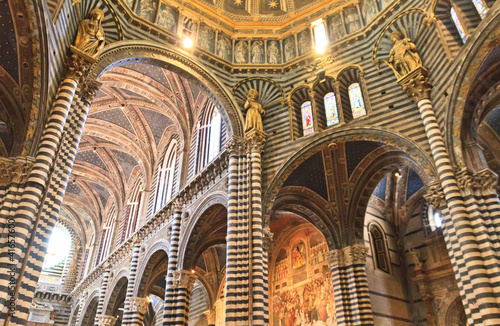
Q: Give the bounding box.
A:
[191,269,195,274]
[395,171,401,178]
[183,37,193,49]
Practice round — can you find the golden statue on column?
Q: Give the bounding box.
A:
[73,9,106,58]
[244,89,265,133]
[385,31,422,79]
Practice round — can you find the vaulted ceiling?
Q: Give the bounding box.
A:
[62,61,218,242]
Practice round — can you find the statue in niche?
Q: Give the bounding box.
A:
[284,38,295,62]
[157,6,175,32]
[235,41,248,64]
[345,7,361,32]
[385,30,422,79]
[268,41,280,64]
[199,27,214,51]
[243,89,265,132]
[298,31,311,55]
[363,0,378,22]
[251,41,264,64]
[73,9,106,58]
[217,36,231,61]
[139,0,156,21]
[329,14,345,41]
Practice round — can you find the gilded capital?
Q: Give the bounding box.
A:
[245,129,267,153]
[79,76,103,105]
[400,67,431,103]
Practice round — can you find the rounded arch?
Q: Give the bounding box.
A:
[134,240,170,296]
[178,192,228,270]
[80,290,100,326]
[445,295,467,325]
[445,11,500,168]
[89,40,244,139]
[263,128,437,219]
[103,271,129,316]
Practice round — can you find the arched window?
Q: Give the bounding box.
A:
[450,7,467,43]
[155,140,177,212]
[427,205,443,232]
[124,180,143,240]
[43,226,72,273]
[197,103,222,172]
[370,225,390,274]
[324,92,339,126]
[348,83,366,118]
[301,101,314,135]
[472,0,487,19]
[100,207,116,260]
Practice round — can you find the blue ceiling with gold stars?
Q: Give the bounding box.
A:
[111,149,138,182]
[89,108,136,134]
[140,108,173,145]
[66,180,83,196]
[0,1,18,83]
[345,141,383,177]
[90,182,110,208]
[373,176,387,200]
[75,149,109,171]
[484,107,500,135]
[283,151,328,200]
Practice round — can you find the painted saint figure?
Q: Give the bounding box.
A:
[199,27,214,51]
[73,9,106,57]
[139,0,156,21]
[243,89,265,132]
[345,7,361,32]
[284,38,295,62]
[235,41,248,64]
[363,0,378,22]
[251,41,264,64]
[386,30,422,79]
[298,31,311,55]
[292,242,306,269]
[329,14,345,41]
[268,41,280,64]
[157,6,176,32]
[217,36,231,61]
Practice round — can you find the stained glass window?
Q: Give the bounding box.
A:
[301,101,314,135]
[348,83,366,118]
[324,92,339,126]
[450,7,467,43]
[472,0,487,19]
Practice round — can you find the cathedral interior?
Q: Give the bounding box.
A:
[0,0,499,325]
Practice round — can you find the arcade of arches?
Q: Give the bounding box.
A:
[0,0,499,325]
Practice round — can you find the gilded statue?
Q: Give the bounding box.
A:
[73,9,105,58]
[385,30,422,79]
[243,89,265,132]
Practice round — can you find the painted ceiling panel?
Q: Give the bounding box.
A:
[95,90,108,99]
[345,141,383,177]
[406,169,423,200]
[111,149,139,182]
[484,107,500,135]
[123,63,172,91]
[66,180,83,196]
[283,151,328,200]
[90,182,110,209]
[89,108,136,134]
[373,175,387,200]
[75,149,109,171]
[0,1,18,83]
[140,108,173,145]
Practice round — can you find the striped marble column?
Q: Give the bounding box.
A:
[224,137,250,325]
[73,291,88,326]
[127,297,150,326]
[170,270,196,326]
[163,202,183,324]
[246,130,268,325]
[95,267,112,326]
[0,53,100,325]
[401,67,500,325]
[326,245,373,326]
[122,237,142,326]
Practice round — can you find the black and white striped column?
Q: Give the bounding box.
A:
[122,237,142,326]
[95,267,112,326]
[170,270,196,326]
[127,297,150,326]
[326,245,373,326]
[224,137,250,325]
[72,291,88,326]
[247,130,268,325]
[163,203,183,325]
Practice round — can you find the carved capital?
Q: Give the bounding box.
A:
[326,249,341,268]
[326,244,368,268]
[64,47,97,80]
[204,309,216,324]
[455,168,474,196]
[0,156,35,186]
[128,297,150,315]
[224,136,247,156]
[245,129,267,153]
[172,198,185,212]
[262,227,273,251]
[172,270,196,291]
[423,181,446,209]
[79,75,103,105]
[399,67,431,103]
[99,315,117,326]
[474,168,498,193]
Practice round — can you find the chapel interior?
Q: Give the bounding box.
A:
[0,0,499,325]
